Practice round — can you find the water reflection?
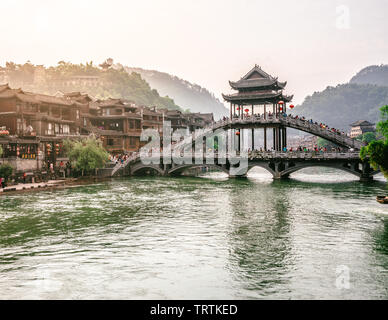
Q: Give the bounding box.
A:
[0,169,387,299]
[226,179,293,296]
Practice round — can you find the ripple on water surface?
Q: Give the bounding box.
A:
[0,169,387,299]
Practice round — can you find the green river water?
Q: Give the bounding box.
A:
[0,168,387,299]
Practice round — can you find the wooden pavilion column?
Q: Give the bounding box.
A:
[280,128,284,151]
[273,128,276,150]
[279,128,282,151]
[263,104,267,151]
[237,129,241,152]
[230,102,232,119]
[251,129,254,150]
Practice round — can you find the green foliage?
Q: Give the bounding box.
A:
[361,132,377,144]
[0,145,3,157]
[66,136,109,173]
[360,140,388,178]
[0,163,13,181]
[376,105,388,138]
[2,61,182,111]
[317,138,336,149]
[360,105,388,180]
[62,138,75,155]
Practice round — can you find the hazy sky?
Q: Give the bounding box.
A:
[1,0,387,104]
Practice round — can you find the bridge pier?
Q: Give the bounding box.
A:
[360,175,373,182]
[272,172,290,180]
[229,174,247,179]
[359,162,374,182]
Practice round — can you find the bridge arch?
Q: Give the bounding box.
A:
[246,163,276,177]
[130,163,165,176]
[168,163,230,176]
[280,163,362,178]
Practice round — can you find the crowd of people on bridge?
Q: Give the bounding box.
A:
[109,153,132,166]
[219,112,348,137]
[247,146,345,154]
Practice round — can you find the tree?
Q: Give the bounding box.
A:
[376,105,388,138]
[361,132,377,144]
[0,145,3,157]
[317,137,337,149]
[317,138,330,149]
[360,105,388,180]
[0,163,13,182]
[65,136,109,175]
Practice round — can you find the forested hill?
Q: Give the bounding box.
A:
[350,64,388,86]
[124,66,228,119]
[292,65,388,131]
[0,61,181,111]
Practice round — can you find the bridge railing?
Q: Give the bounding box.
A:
[111,152,140,176]
[188,115,363,150]
[247,151,361,160]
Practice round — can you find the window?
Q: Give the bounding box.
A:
[129,137,137,146]
[17,118,24,133]
[83,117,87,127]
[76,110,80,119]
[55,123,60,134]
[63,125,70,134]
[47,123,53,135]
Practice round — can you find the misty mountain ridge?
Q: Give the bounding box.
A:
[123,66,228,119]
[292,64,388,131]
[350,64,388,86]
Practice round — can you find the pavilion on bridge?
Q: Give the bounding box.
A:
[222,65,293,151]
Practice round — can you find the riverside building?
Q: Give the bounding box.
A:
[0,84,214,174]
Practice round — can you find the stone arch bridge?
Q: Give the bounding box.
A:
[101,151,378,182]
[98,116,378,181]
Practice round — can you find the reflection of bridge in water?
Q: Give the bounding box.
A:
[101,65,378,181]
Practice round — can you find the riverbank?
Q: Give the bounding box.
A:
[0,177,113,195]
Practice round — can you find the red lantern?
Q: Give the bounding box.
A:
[236,131,240,136]
[279,107,283,112]
[290,104,295,109]
[278,101,284,105]
[244,109,249,113]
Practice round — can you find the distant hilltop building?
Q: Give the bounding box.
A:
[99,58,113,71]
[349,120,375,138]
[52,75,102,88]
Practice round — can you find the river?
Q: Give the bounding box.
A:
[0,168,387,299]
